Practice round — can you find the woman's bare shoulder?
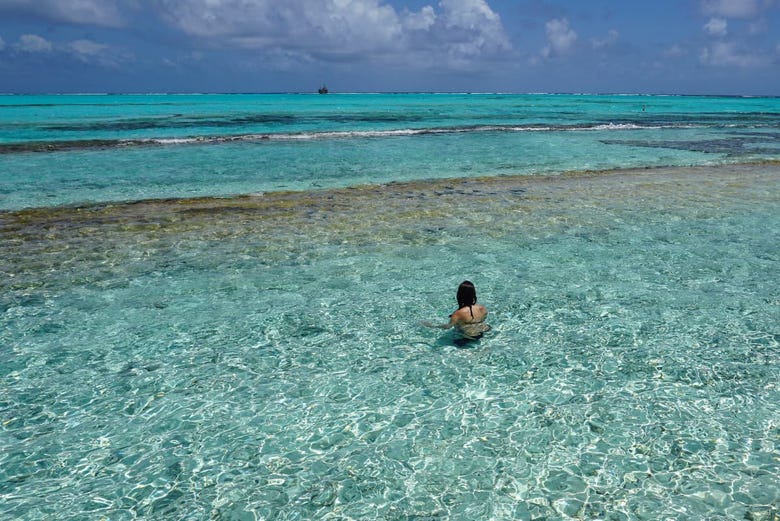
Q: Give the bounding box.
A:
[451,305,488,323]
[450,307,471,322]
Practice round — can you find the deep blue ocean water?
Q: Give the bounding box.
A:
[1,94,779,520]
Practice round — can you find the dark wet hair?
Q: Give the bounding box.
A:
[456,280,477,309]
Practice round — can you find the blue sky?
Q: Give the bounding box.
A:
[0,0,778,94]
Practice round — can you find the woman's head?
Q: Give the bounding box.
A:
[456,280,477,308]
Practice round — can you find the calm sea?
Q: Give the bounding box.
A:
[1,93,779,209]
[1,94,778,520]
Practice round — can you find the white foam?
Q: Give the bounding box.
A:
[140,121,706,148]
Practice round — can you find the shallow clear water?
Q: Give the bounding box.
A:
[2,164,778,520]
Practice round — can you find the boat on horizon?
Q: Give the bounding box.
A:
[318,85,328,94]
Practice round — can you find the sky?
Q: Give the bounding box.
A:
[0,0,779,95]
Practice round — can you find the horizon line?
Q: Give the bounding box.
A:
[1,91,778,98]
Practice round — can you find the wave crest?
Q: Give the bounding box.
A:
[0,122,702,154]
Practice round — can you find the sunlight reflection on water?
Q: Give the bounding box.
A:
[1,164,779,520]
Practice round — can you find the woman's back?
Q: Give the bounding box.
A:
[450,303,489,338]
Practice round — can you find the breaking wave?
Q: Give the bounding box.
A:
[0,122,704,154]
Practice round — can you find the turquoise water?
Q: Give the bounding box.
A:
[1,93,779,210]
[1,94,779,520]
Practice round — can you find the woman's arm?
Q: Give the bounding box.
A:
[421,311,461,330]
[420,320,453,330]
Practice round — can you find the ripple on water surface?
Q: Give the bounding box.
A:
[1,164,779,520]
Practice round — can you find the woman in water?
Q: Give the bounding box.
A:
[425,280,491,339]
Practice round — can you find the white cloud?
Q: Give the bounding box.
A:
[664,44,687,57]
[65,38,131,67]
[440,0,500,29]
[0,0,124,27]
[704,17,728,36]
[152,0,510,68]
[17,34,52,52]
[0,36,5,51]
[541,18,577,58]
[698,2,778,71]
[10,32,131,67]
[700,41,766,67]
[591,29,619,49]
[701,0,764,18]
[437,0,510,58]
[403,5,435,31]
[67,39,108,57]
[155,0,404,58]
